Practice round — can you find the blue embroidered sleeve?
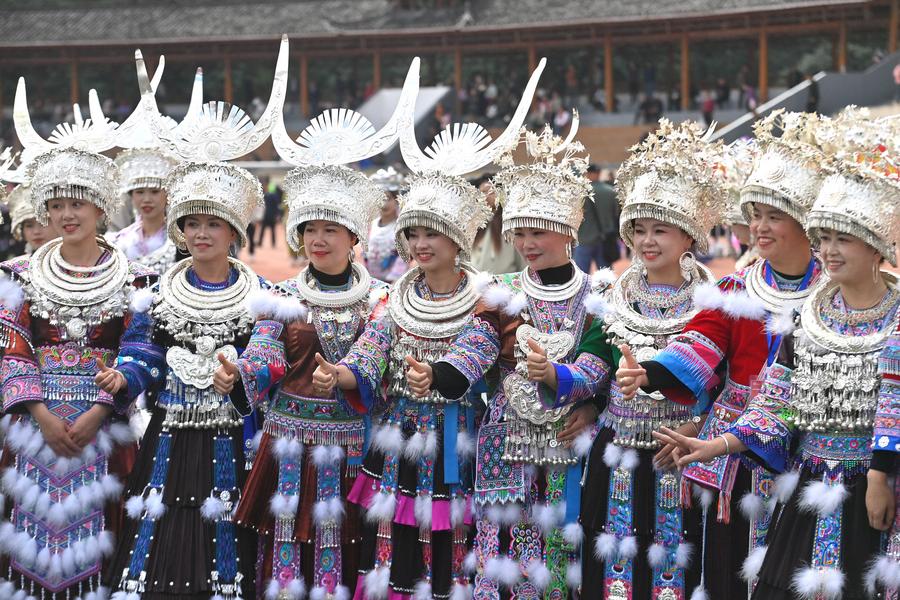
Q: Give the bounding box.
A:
[436,315,500,387]
[236,320,287,413]
[338,315,392,414]
[113,310,165,414]
[727,362,796,473]
[543,352,610,409]
[654,329,725,411]
[873,331,900,454]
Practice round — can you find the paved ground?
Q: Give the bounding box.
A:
[239,222,740,283]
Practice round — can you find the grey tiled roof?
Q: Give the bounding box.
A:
[0,0,868,45]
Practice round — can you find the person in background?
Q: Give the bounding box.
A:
[257,178,282,248]
[574,163,619,272]
[471,175,525,275]
[365,166,409,283]
[7,182,58,254]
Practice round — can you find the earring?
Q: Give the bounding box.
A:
[349,249,355,264]
[679,251,697,281]
[566,243,572,259]
[632,252,646,277]
[454,253,461,272]
[873,261,881,285]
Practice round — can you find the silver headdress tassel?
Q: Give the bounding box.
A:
[807,107,900,266]
[492,112,591,241]
[272,41,419,252]
[396,58,548,260]
[616,119,729,252]
[134,36,288,163]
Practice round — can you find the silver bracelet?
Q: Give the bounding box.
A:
[718,434,731,455]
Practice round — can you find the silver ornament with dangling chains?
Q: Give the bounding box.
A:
[26,237,133,341]
[600,262,714,449]
[789,272,900,434]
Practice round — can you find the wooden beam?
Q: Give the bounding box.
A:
[890,0,899,53]
[223,55,233,103]
[836,20,847,72]
[300,53,309,118]
[604,35,614,113]
[527,43,537,72]
[680,33,690,111]
[372,51,381,89]
[69,60,78,106]
[758,28,769,103]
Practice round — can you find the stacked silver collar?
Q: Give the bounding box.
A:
[744,258,815,315]
[388,263,480,340]
[293,262,371,309]
[153,257,260,347]
[27,237,133,340]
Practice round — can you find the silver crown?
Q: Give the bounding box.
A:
[133,36,288,163]
[27,147,121,225]
[165,162,263,249]
[283,165,384,252]
[7,184,35,241]
[115,148,179,195]
[272,51,420,253]
[616,119,728,253]
[740,110,828,225]
[493,113,591,241]
[371,166,407,192]
[806,108,900,266]
[396,58,547,260]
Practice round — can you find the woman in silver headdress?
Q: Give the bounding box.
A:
[311,58,545,600]
[7,183,57,254]
[106,149,179,274]
[0,147,154,600]
[99,162,266,599]
[215,59,418,600]
[655,111,900,600]
[579,119,727,600]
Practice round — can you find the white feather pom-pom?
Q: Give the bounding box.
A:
[562,523,584,547]
[792,566,844,599]
[798,481,847,517]
[594,532,618,561]
[526,560,551,590]
[647,543,666,568]
[741,546,767,582]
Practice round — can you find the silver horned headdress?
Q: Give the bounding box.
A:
[492,112,591,241]
[273,43,419,252]
[741,109,828,225]
[395,58,547,260]
[134,36,288,163]
[806,107,900,265]
[616,119,728,253]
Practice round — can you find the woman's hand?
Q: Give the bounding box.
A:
[29,403,81,457]
[615,345,648,401]
[866,470,896,531]
[405,356,434,398]
[526,338,557,389]
[651,427,739,468]
[312,353,338,397]
[213,353,240,395]
[68,404,113,449]
[557,403,599,446]
[94,361,127,395]
[654,420,700,470]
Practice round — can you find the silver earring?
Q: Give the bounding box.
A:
[349,249,355,263]
[873,261,881,285]
[566,243,572,259]
[679,251,696,281]
[454,253,461,272]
